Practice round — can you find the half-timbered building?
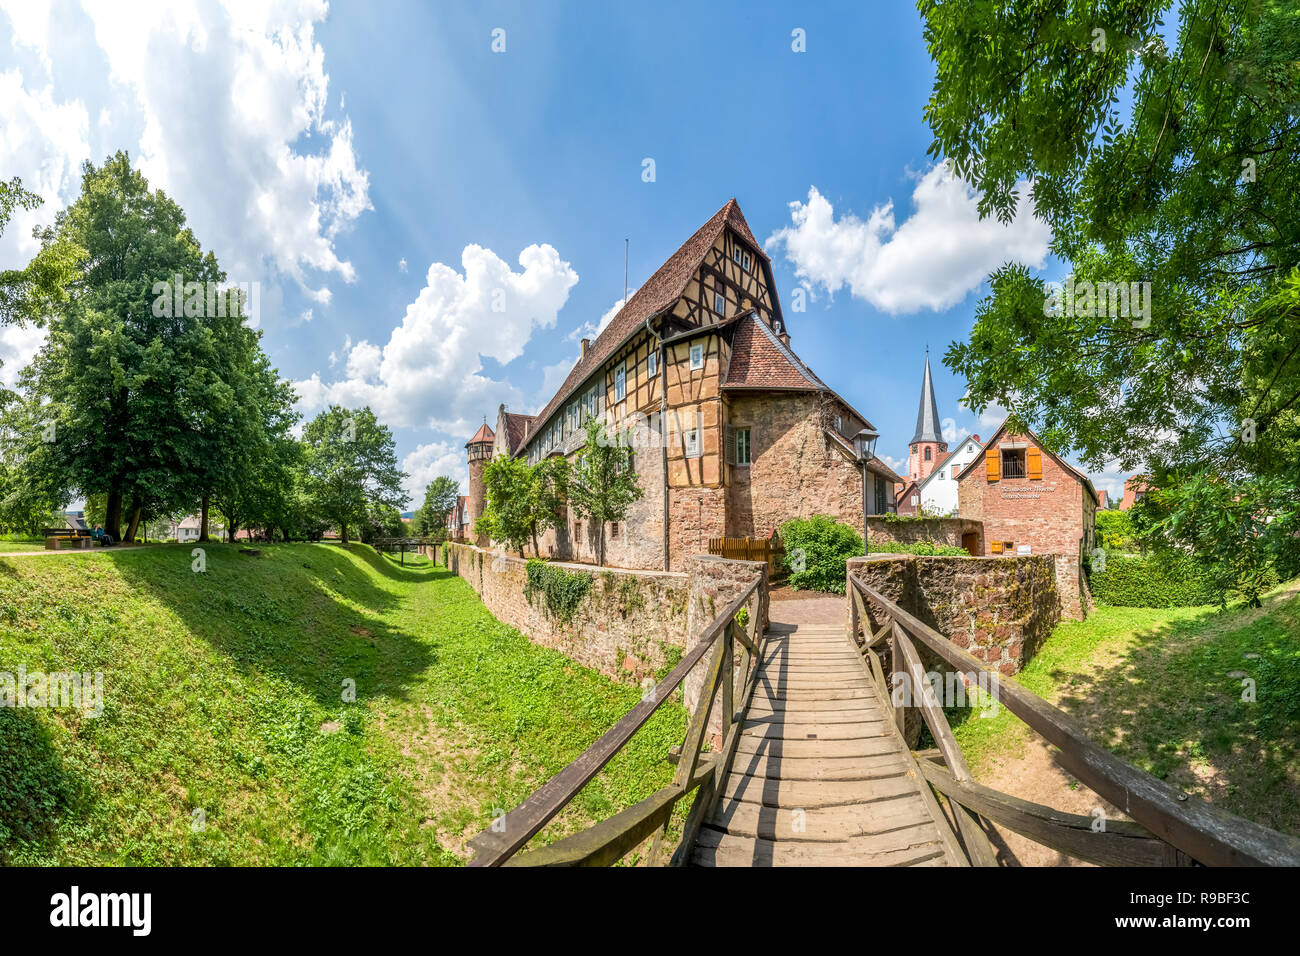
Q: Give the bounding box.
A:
[466,198,902,571]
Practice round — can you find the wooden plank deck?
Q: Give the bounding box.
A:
[691,621,962,867]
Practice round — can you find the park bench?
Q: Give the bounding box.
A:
[42,527,94,550]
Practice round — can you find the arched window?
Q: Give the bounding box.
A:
[924,447,932,461]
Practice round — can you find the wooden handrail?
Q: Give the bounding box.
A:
[850,576,1300,867]
[468,576,763,867]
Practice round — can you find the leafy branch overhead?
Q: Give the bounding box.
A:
[924,0,1300,600]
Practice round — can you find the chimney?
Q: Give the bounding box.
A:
[973,434,981,443]
[580,337,591,358]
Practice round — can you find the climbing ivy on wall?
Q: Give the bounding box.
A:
[523,559,592,626]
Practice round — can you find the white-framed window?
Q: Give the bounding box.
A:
[647,350,658,378]
[684,428,701,458]
[713,285,725,315]
[732,246,742,264]
[742,251,751,271]
[614,364,626,401]
[689,343,704,370]
[911,495,919,507]
[735,428,751,465]
[585,385,597,418]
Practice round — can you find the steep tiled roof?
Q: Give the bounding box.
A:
[522,198,766,452]
[502,411,535,453]
[723,313,824,390]
[466,422,494,446]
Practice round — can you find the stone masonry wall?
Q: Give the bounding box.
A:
[439,541,688,682]
[724,391,866,540]
[848,554,1060,676]
[864,516,983,554]
[436,542,769,733]
[847,553,1060,747]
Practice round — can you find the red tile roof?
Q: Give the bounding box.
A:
[466,422,494,446]
[501,411,535,453]
[723,313,823,390]
[521,198,768,453]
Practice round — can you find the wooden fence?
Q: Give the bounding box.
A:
[467,575,765,866]
[707,535,786,580]
[847,576,1300,866]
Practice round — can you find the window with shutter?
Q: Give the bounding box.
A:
[985,447,1000,482]
[724,426,736,465]
[1027,446,1043,479]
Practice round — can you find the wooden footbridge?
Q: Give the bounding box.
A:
[468,573,1300,867]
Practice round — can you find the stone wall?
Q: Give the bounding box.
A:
[724,391,868,540]
[439,541,688,682]
[847,553,1060,676]
[436,543,769,727]
[864,516,983,554]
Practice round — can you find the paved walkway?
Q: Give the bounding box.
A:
[691,596,960,866]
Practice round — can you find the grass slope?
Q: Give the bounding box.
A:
[0,542,686,865]
[949,579,1300,833]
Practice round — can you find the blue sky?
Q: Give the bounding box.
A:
[0,0,1130,506]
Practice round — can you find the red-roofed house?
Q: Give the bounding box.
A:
[462,198,902,570]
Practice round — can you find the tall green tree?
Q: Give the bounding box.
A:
[568,419,641,566]
[14,153,227,539]
[300,405,406,545]
[416,475,460,537]
[923,0,1300,598]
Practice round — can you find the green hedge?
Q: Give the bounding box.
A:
[869,539,969,557]
[779,515,862,594]
[1089,552,1224,607]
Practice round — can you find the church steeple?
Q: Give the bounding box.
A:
[907,349,948,485]
[911,349,944,445]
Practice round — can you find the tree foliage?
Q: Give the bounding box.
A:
[567,420,641,566]
[300,405,406,545]
[924,0,1300,601]
[416,475,460,538]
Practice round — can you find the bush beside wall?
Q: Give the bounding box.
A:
[1089,552,1224,607]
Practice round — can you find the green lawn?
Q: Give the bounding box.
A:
[949,579,1300,833]
[0,542,686,865]
[0,538,49,553]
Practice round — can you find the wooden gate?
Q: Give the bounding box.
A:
[707,533,786,580]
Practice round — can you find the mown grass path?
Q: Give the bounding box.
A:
[0,542,685,865]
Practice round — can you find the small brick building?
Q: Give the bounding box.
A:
[955,418,1099,618]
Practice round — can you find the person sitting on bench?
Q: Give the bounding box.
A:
[93,525,115,546]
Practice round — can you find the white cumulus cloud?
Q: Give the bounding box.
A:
[766,165,1051,314]
[293,242,579,435]
[401,440,467,509]
[0,0,370,311]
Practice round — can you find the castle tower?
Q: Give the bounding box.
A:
[466,419,495,548]
[908,350,948,484]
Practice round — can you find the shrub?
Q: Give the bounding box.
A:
[1095,510,1135,550]
[523,558,592,625]
[1089,551,1224,607]
[779,515,863,593]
